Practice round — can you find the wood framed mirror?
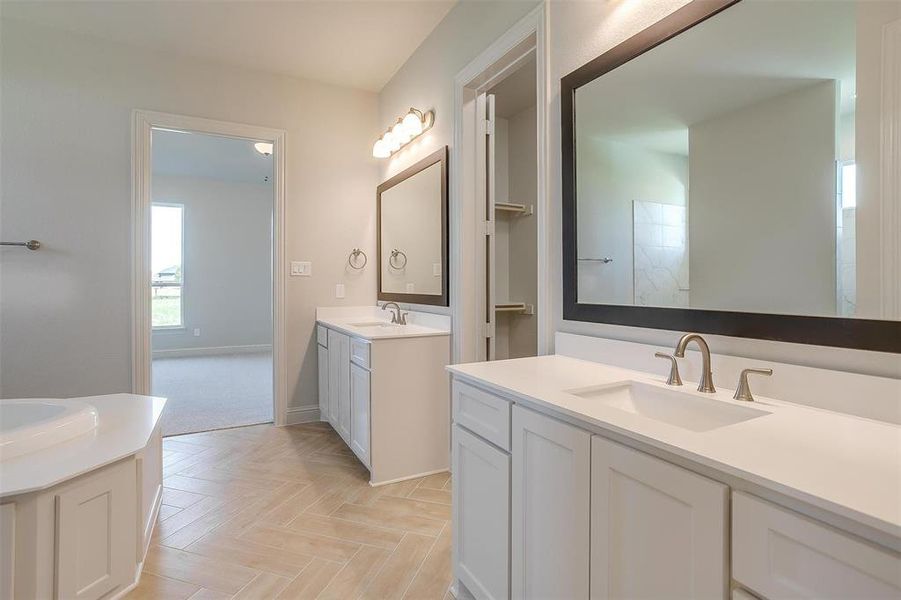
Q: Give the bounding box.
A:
[561,0,901,352]
[377,146,449,306]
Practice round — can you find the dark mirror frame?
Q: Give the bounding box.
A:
[377,146,449,307]
[561,0,900,353]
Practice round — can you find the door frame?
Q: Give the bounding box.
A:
[130,109,288,426]
[452,4,550,363]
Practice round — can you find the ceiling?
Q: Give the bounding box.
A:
[491,55,537,118]
[152,129,273,185]
[1,0,456,92]
[576,0,856,155]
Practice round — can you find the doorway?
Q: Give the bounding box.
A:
[131,111,288,434]
[452,5,548,364]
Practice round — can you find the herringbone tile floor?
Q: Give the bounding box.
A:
[126,422,453,600]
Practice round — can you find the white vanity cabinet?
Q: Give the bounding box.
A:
[452,424,510,600]
[349,361,371,468]
[449,374,900,600]
[316,318,450,486]
[511,405,591,599]
[327,328,351,443]
[317,326,328,421]
[590,436,728,599]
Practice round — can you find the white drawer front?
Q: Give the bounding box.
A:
[317,325,328,347]
[732,492,901,599]
[350,337,370,369]
[453,380,511,451]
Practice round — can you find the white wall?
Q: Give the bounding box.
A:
[548,0,900,378]
[0,20,380,410]
[576,138,687,305]
[688,81,837,316]
[150,175,272,353]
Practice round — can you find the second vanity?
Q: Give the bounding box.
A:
[316,306,451,485]
[448,341,901,600]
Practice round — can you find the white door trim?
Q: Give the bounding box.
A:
[452,4,550,363]
[130,110,289,426]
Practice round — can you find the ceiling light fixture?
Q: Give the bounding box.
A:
[372,108,434,158]
[254,142,273,156]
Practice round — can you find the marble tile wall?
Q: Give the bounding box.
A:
[632,200,689,308]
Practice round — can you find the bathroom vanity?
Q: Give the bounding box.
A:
[448,351,901,600]
[316,306,451,485]
[0,394,165,600]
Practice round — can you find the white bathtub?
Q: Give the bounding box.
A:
[0,398,98,460]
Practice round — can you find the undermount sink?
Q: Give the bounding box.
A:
[347,321,398,328]
[566,380,768,432]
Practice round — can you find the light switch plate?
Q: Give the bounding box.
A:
[291,261,312,277]
[433,263,442,277]
[335,283,345,299]
[193,328,201,337]
[406,283,415,293]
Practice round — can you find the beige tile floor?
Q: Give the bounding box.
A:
[126,422,453,600]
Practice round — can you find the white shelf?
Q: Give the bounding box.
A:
[495,302,534,315]
[495,202,533,216]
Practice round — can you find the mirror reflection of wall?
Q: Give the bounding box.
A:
[378,147,448,305]
[573,0,898,321]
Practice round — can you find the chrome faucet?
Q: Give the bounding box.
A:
[380,301,407,325]
[733,368,773,402]
[673,333,716,393]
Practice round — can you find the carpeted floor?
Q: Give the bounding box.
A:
[152,352,273,437]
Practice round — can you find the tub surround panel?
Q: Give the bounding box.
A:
[447,356,901,545]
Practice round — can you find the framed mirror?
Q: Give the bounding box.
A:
[378,146,449,306]
[561,0,901,352]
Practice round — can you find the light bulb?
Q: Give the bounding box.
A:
[254,142,273,156]
[372,138,390,158]
[402,110,423,138]
[387,129,401,151]
[392,120,411,144]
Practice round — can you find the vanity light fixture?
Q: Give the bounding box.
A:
[372,108,434,158]
[254,142,273,156]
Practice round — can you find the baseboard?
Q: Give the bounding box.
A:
[285,406,320,425]
[370,467,450,488]
[152,344,272,359]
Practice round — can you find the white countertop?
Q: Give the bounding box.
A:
[316,306,450,340]
[1,394,166,498]
[448,355,901,541]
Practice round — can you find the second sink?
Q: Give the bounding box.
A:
[566,380,769,432]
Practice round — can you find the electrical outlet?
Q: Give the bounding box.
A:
[291,261,312,277]
[193,328,201,337]
[335,283,345,299]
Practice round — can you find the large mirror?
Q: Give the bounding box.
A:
[562,0,901,352]
[378,147,449,306]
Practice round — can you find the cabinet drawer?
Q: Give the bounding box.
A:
[317,325,328,347]
[453,380,511,451]
[732,492,901,599]
[350,337,370,369]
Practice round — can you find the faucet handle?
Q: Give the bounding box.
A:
[654,352,683,386]
[733,368,772,402]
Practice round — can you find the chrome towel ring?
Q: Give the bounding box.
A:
[389,248,407,269]
[348,248,367,270]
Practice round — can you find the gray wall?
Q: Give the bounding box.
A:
[151,175,272,353]
[0,20,379,404]
[688,81,837,316]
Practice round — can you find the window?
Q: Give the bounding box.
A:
[151,203,184,328]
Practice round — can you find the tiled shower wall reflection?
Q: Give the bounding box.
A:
[633,200,689,307]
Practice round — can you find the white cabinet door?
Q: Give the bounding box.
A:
[733,492,901,599]
[452,424,510,600]
[327,329,350,442]
[591,436,728,600]
[55,459,137,600]
[349,362,371,468]
[511,405,591,599]
[318,343,329,422]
